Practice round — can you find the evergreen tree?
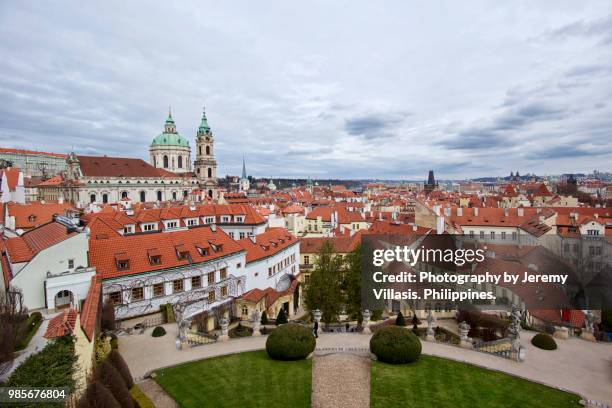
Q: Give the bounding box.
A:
[94,360,134,408]
[412,314,419,330]
[107,350,134,388]
[341,245,362,321]
[77,381,120,408]
[260,311,268,325]
[304,241,344,327]
[395,311,406,327]
[276,308,288,325]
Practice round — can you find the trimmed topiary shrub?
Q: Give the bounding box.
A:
[260,311,269,325]
[395,312,406,327]
[95,360,134,408]
[531,333,557,350]
[276,309,288,325]
[152,326,166,337]
[370,326,422,364]
[107,350,134,388]
[229,323,252,338]
[266,323,315,360]
[77,381,120,408]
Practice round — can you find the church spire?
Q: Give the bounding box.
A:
[241,155,247,179]
[198,106,210,134]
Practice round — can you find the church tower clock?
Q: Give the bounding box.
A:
[194,107,218,199]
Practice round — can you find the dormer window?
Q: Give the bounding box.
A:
[28,215,37,222]
[196,244,210,256]
[175,244,190,260]
[148,248,162,265]
[166,220,178,229]
[235,215,245,223]
[203,217,215,225]
[209,242,223,252]
[115,253,130,271]
[123,225,134,234]
[221,216,230,223]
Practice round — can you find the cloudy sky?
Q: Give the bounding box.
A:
[1,1,611,180]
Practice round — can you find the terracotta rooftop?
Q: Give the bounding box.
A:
[77,155,178,178]
[6,221,79,263]
[80,276,101,341]
[236,228,299,264]
[44,309,77,339]
[6,202,75,230]
[0,147,67,158]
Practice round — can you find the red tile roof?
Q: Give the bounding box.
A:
[44,309,77,338]
[77,155,178,178]
[6,221,78,263]
[0,147,67,158]
[6,202,75,230]
[300,232,362,254]
[80,277,101,341]
[236,228,299,263]
[0,168,21,191]
[88,226,244,279]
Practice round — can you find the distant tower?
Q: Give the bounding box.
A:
[194,107,218,199]
[239,155,250,192]
[150,107,191,173]
[66,151,80,181]
[424,170,437,193]
[267,178,277,191]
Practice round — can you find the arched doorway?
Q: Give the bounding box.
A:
[54,290,74,309]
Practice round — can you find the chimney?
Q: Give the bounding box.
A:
[436,216,445,235]
[457,207,463,217]
[210,224,217,232]
[473,207,479,216]
[517,207,524,217]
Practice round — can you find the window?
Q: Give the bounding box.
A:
[153,283,164,297]
[220,268,227,280]
[304,256,310,265]
[157,191,162,201]
[490,231,495,240]
[143,223,156,232]
[221,216,230,223]
[163,155,169,168]
[239,232,245,239]
[268,267,273,277]
[501,231,506,240]
[587,229,600,236]
[172,191,177,200]
[150,255,161,265]
[191,275,202,289]
[228,232,234,239]
[236,263,241,268]
[123,225,134,234]
[173,279,184,293]
[207,168,212,178]
[132,287,144,301]
[511,232,517,240]
[204,217,215,224]
[242,305,248,316]
[187,219,197,226]
[167,221,178,229]
[108,291,121,305]
[235,216,244,223]
[116,260,130,270]
[479,231,484,239]
[68,259,75,269]
[469,231,474,238]
[102,194,108,204]
[178,156,183,168]
[208,271,215,284]
[221,285,228,297]
[208,291,216,303]
[140,191,146,203]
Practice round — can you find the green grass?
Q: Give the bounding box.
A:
[15,315,43,351]
[154,351,311,408]
[371,355,581,408]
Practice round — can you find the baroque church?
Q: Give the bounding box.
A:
[37,107,220,207]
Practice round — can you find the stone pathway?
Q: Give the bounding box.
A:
[138,378,178,408]
[120,327,612,404]
[312,354,370,408]
[0,315,50,382]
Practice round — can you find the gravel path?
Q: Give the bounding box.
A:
[312,354,370,408]
[138,378,178,408]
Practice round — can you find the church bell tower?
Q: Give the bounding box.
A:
[194,107,218,199]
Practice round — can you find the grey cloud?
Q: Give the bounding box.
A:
[344,112,409,140]
[545,14,612,44]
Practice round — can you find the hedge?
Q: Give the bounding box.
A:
[95,360,134,408]
[130,384,156,408]
[229,323,252,338]
[266,323,315,360]
[152,326,166,337]
[107,350,134,388]
[77,381,120,408]
[531,333,557,350]
[370,326,422,364]
[160,304,175,324]
[8,335,77,390]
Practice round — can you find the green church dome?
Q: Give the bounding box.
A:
[151,108,190,147]
[151,132,190,147]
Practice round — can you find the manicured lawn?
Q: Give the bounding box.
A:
[155,351,311,408]
[371,355,581,408]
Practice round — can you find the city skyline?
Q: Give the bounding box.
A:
[1,1,611,179]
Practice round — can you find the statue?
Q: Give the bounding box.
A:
[362,309,371,335]
[585,310,595,333]
[219,318,229,341]
[508,304,522,351]
[251,309,261,336]
[426,310,435,339]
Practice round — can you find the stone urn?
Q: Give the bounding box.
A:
[251,310,262,336]
[458,320,472,349]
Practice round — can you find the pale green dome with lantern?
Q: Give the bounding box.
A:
[151,108,190,147]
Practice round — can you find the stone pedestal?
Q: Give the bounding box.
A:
[219,318,229,342]
[580,331,596,342]
[362,310,371,335]
[553,326,569,340]
[426,334,435,342]
[458,320,472,349]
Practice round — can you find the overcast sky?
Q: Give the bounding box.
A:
[1,1,611,180]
